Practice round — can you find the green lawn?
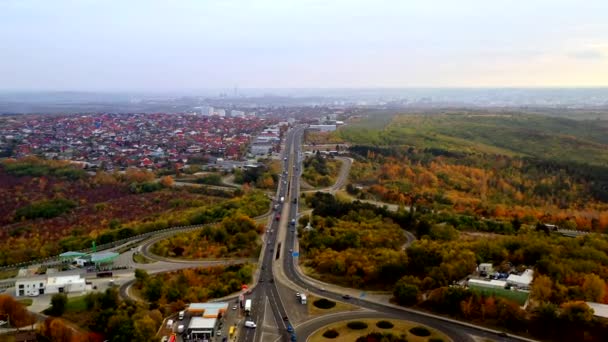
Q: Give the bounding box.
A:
[469,285,529,306]
[65,295,88,312]
[309,318,451,342]
[17,298,33,306]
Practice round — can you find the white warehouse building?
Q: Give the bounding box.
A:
[16,274,87,297]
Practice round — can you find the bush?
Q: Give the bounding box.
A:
[313,298,336,309]
[322,329,339,338]
[49,293,68,316]
[429,338,445,342]
[376,320,394,329]
[347,321,369,330]
[409,326,431,337]
[15,198,77,220]
[355,332,407,342]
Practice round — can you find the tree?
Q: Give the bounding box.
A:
[531,274,553,302]
[581,273,606,302]
[159,175,174,188]
[49,293,68,316]
[394,279,419,306]
[134,269,149,286]
[133,315,158,342]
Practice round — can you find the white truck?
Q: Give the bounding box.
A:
[300,294,307,304]
[244,299,252,315]
[245,321,257,328]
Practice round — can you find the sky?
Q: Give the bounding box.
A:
[1,0,607,91]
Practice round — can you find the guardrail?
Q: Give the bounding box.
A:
[0,208,272,272]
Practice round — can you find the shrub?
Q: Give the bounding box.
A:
[313,298,336,309]
[322,329,339,338]
[409,326,431,337]
[355,332,407,342]
[15,198,77,220]
[376,320,394,329]
[429,338,445,342]
[347,321,369,330]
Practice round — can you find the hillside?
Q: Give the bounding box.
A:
[340,113,608,166]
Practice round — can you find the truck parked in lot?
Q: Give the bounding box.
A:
[245,299,252,315]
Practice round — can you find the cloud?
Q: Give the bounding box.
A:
[569,48,605,60]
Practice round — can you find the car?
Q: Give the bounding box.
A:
[498,332,509,337]
[295,292,301,297]
[217,330,222,336]
[287,325,294,333]
[259,279,264,283]
[319,287,326,292]
[232,305,237,310]
[342,294,351,300]
[270,278,274,283]
[289,248,293,253]
[283,316,289,321]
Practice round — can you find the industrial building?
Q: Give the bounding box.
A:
[468,278,507,290]
[183,302,228,340]
[506,269,534,289]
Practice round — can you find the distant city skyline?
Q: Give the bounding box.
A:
[1,0,607,91]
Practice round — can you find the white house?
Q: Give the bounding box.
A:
[46,275,86,294]
[507,269,534,289]
[478,263,494,274]
[468,278,507,290]
[15,275,47,297]
[15,274,86,297]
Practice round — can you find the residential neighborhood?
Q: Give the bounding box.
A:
[0,113,279,171]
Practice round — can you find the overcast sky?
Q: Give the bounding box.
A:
[1,0,607,91]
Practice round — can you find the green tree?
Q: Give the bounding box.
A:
[134,269,149,286]
[49,293,68,316]
[133,315,159,342]
[394,278,420,306]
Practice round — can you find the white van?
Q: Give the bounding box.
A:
[178,310,185,320]
[245,321,257,328]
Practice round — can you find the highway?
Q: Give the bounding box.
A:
[238,139,296,342]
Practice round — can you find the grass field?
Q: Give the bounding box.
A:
[65,295,88,312]
[468,285,530,306]
[307,294,360,316]
[132,252,156,264]
[309,318,451,342]
[17,298,33,306]
[339,113,608,166]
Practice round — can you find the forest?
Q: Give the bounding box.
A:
[301,152,341,187]
[151,214,263,258]
[134,264,253,305]
[301,192,608,340]
[300,192,408,288]
[341,121,608,231]
[0,157,270,266]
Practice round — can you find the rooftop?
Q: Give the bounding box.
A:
[188,317,217,330]
[587,302,608,319]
